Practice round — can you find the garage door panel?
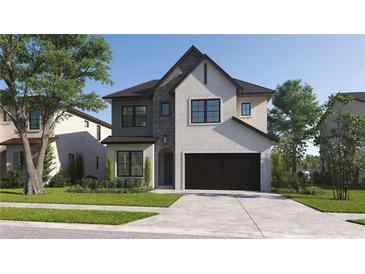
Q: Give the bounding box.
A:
[185,153,260,191]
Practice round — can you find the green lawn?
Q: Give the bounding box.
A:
[0,207,158,225]
[0,187,181,207]
[347,219,365,226]
[279,189,365,213]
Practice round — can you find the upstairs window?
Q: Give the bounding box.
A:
[29,111,40,130]
[241,102,251,116]
[84,120,89,128]
[122,105,147,127]
[97,125,101,141]
[191,99,220,124]
[161,102,170,116]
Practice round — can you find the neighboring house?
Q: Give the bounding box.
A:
[319,91,365,184]
[0,108,111,180]
[102,46,278,191]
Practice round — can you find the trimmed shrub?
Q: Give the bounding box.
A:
[272,151,284,188]
[281,171,301,190]
[144,157,152,189]
[67,157,77,184]
[0,169,26,188]
[67,153,84,184]
[75,153,84,181]
[105,155,113,183]
[79,177,103,190]
[48,170,70,187]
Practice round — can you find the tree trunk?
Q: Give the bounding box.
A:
[21,132,44,195]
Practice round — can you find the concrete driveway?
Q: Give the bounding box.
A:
[122,190,365,238]
[1,190,365,238]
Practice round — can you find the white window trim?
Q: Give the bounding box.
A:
[188,97,222,126]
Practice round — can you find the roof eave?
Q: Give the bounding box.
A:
[232,116,279,143]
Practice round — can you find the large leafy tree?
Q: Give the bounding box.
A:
[269,80,321,172]
[0,35,112,195]
[315,93,365,200]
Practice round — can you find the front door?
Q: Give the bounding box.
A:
[163,152,173,186]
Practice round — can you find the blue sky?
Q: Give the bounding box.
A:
[84,35,365,154]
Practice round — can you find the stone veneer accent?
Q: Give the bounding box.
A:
[152,50,202,187]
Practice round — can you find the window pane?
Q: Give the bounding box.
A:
[161,103,170,116]
[122,106,134,127]
[135,106,147,127]
[241,103,251,116]
[206,111,220,122]
[206,99,220,111]
[192,100,204,111]
[192,111,204,123]
[29,112,40,129]
[130,151,143,177]
[117,152,130,176]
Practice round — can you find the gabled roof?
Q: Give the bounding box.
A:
[103,46,274,99]
[232,116,279,143]
[155,45,204,90]
[341,92,365,103]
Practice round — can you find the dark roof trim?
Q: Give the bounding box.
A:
[234,78,275,94]
[67,108,112,129]
[101,136,156,144]
[168,53,243,95]
[155,45,204,90]
[169,54,274,95]
[102,79,159,100]
[202,54,243,90]
[167,55,205,94]
[0,137,57,146]
[232,116,279,143]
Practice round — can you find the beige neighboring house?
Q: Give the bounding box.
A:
[320,92,365,183]
[102,46,278,191]
[0,108,111,180]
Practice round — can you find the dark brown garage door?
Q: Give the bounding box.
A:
[185,153,260,191]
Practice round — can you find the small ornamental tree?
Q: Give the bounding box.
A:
[315,93,365,200]
[105,155,114,183]
[42,144,56,183]
[0,35,112,194]
[144,157,152,189]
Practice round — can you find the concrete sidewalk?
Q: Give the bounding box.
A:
[0,202,167,213]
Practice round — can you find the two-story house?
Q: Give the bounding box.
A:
[320,91,365,184]
[102,46,278,191]
[0,107,111,180]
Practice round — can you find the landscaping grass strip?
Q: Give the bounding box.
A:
[277,189,365,213]
[0,207,158,225]
[347,219,365,226]
[0,187,182,207]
